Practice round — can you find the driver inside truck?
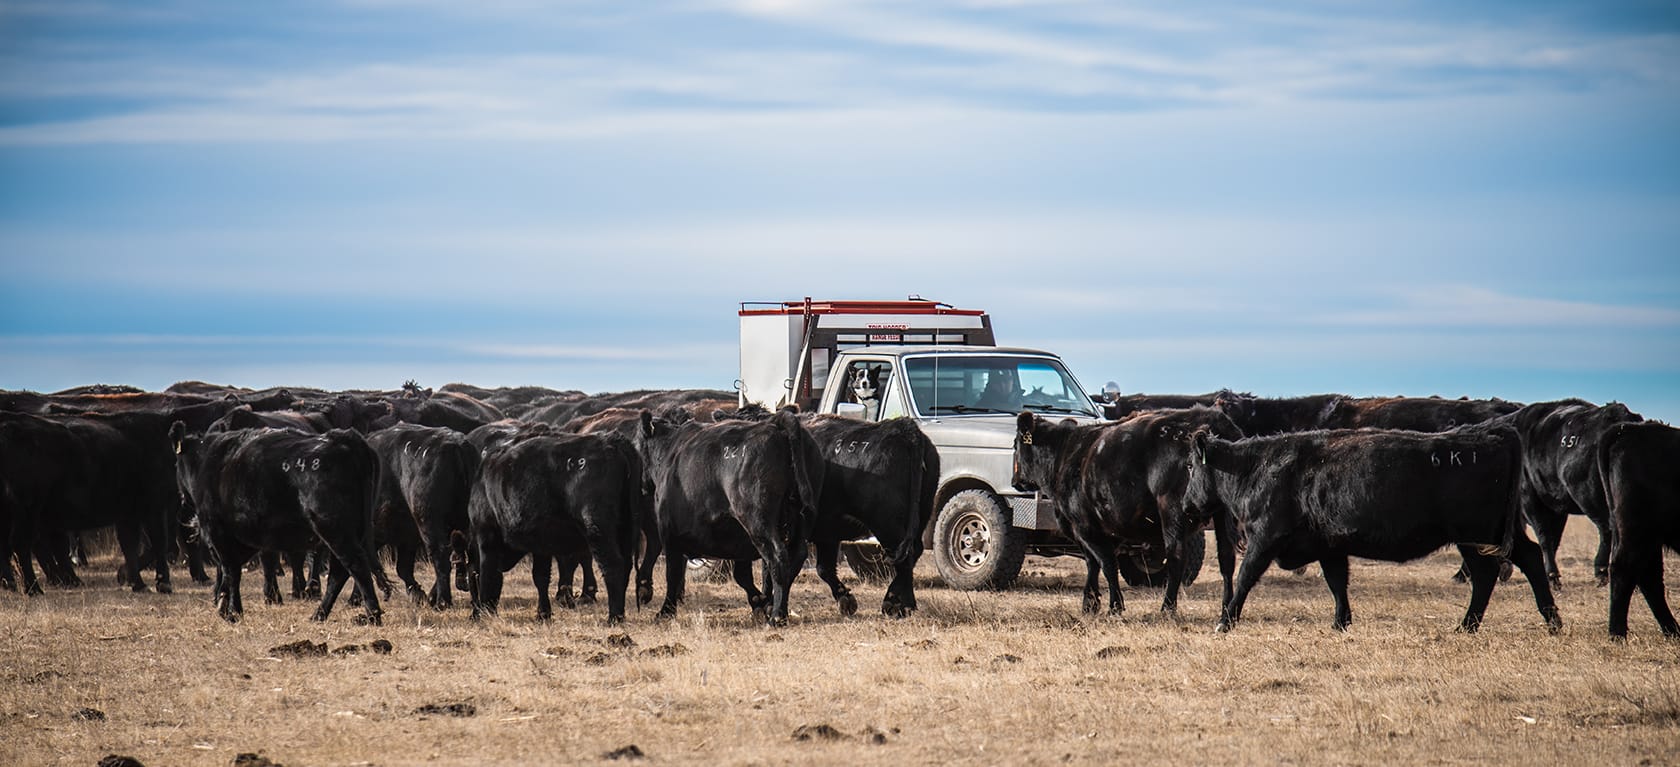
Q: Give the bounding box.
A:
[975,368,1020,411]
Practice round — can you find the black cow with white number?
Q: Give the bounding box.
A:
[1504,399,1644,588]
[1186,424,1561,634]
[1597,420,1680,639]
[367,423,479,609]
[169,424,385,625]
[467,431,640,624]
[636,408,823,626]
[715,409,939,619]
[1013,407,1242,617]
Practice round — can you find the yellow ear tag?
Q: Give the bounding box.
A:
[1021,433,1033,445]
[174,441,183,455]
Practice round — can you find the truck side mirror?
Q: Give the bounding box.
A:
[835,402,866,419]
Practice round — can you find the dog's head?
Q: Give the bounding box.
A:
[850,366,880,402]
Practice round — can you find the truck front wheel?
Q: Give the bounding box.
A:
[933,490,1027,590]
[1117,531,1207,588]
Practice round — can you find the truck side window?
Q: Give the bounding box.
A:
[878,369,906,420]
[842,361,895,421]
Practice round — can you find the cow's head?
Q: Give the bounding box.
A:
[1012,411,1044,492]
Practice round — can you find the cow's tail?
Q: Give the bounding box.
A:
[772,408,821,528]
[1479,425,1525,559]
[613,436,643,594]
[1594,422,1630,525]
[898,425,939,565]
[356,436,391,588]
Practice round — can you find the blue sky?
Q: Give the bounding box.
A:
[2,1,1677,420]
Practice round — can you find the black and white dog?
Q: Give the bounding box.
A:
[850,366,882,421]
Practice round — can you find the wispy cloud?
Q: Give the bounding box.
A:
[1320,285,1680,329]
[2,1,1673,144]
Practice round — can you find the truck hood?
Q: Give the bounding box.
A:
[917,414,1099,450]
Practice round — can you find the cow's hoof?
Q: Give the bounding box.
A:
[837,592,858,617]
[354,612,382,627]
[24,582,44,597]
[406,585,425,604]
[1332,620,1350,632]
[156,581,173,595]
[1457,620,1481,634]
[636,583,654,606]
[220,611,242,624]
[654,609,677,623]
[1544,610,1563,634]
[130,583,149,593]
[1081,594,1101,615]
[556,589,576,610]
[580,588,598,605]
[605,615,625,626]
[1215,621,1233,634]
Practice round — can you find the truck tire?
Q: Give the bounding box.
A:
[933,489,1027,590]
[1118,530,1206,588]
[841,541,894,584]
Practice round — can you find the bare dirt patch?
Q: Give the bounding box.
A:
[2,524,1677,765]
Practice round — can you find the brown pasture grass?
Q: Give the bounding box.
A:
[3,523,1677,766]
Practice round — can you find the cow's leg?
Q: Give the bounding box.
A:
[1159,523,1191,616]
[339,544,385,626]
[113,522,149,592]
[878,531,922,618]
[451,531,471,593]
[1590,515,1612,588]
[812,538,857,617]
[426,530,455,610]
[636,529,660,607]
[1081,531,1124,617]
[313,556,350,621]
[1320,554,1353,631]
[657,547,687,621]
[1078,554,1102,615]
[1507,535,1563,633]
[10,511,44,596]
[1607,542,1641,639]
[1213,513,1238,614]
[394,542,424,604]
[1217,538,1277,633]
[532,554,553,621]
[1636,559,1680,638]
[259,551,283,605]
[583,515,631,625]
[211,540,253,623]
[1456,547,1501,633]
[35,534,79,588]
[285,550,307,598]
[761,533,802,627]
[1524,494,1566,589]
[470,539,505,620]
[732,559,769,619]
[150,504,175,594]
[304,547,325,599]
[579,559,597,605]
[551,554,577,610]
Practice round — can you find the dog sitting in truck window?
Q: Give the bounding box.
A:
[850,366,882,421]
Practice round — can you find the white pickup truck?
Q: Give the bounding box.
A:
[737,298,1204,590]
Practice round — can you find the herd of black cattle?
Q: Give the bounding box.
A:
[1,381,1675,640]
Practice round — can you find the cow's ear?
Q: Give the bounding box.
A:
[638,410,655,439]
[168,420,188,454]
[1016,411,1036,443]
[1190,428,1213,464]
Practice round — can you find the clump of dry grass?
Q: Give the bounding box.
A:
[1,524,1677,765]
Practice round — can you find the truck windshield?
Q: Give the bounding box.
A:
[903,356,1098,418]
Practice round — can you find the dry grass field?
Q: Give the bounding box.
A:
[3,523,1677,766]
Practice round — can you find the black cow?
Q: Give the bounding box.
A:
[1013,407,1243,616]
[636,408,823,625]
[1505,399,1644,587]
[3,408,220,594]
[169,424,385,624]
[1097,391,1237,422]
[1598,420,1680,639]
[1186,424,1561,633]
[716,411,940,618]
[367,424,479,609]
[1321,396,1524,432]
[1214,393,1345,436]
[467,431,641,624]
